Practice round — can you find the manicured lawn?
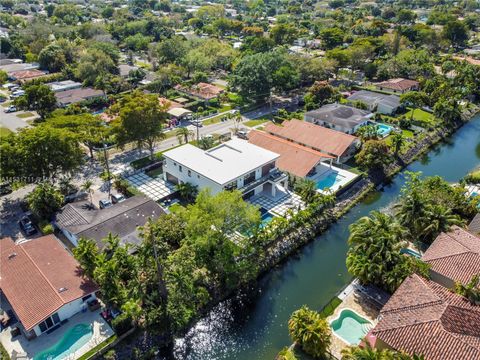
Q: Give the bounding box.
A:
[244,118,270,128]
[319,296,342,318]
[77,334,117,360]
[145,167,162,178]
[16,112,35,118]
[404,108,434,123]
[0,127,12,138]
[203,114,224,126]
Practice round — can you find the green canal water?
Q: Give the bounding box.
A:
[172,115,480,360]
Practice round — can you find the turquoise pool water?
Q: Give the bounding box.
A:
[330,309,372,345]
[260,208,275,227]
[316,172,345,190]
[376,123,393,137]
[400,248,421,258]
[34,323,93,360]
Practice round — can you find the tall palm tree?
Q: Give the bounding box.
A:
[288,305,331,359]
[82,180,94,206]
[390,132,405,156]
[176,127,194,145]
[394,191,427,237]
[294,179,318,203]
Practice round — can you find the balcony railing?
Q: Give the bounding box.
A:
[240,169,287,194]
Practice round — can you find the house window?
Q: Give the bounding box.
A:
[38,312,61,333]
[173,162,177,166]
[188,170,191,177]
[179,165,183,172]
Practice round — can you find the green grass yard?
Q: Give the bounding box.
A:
[244,118,270,128]
[0,127,12,138]
[404,108,435,123]
[16,112,35,118]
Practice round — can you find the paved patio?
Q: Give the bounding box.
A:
[308,164,358,194]
[0,297,114,360]
[326,281,382,359]
[250,185,305,216]
[125,172,175,201]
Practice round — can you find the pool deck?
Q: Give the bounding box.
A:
[308,164,359,194]
[326,281,382,358]
[0,301,114,360]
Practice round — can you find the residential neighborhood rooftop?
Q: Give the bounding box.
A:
[248,130,334,177]
[347,90,400,108]
[0,235,98,332]
[55,195,165,248]
[174,82,224,100]
[162,138,280,185]
[264,119,358,157]
[375,78,420,92]
[54,87,104,106]
[371,274,480,360]
[422,225,480,285]
[304,103,372,129]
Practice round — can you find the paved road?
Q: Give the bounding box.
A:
[0,103,37,132]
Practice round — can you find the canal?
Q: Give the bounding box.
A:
[172,114,480,360]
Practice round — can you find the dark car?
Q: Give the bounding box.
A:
[19,216,37,236]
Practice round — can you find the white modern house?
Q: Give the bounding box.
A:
[0,235,98,339]
[162,138,288,199]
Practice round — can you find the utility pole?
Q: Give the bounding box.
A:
[195,114,200,142]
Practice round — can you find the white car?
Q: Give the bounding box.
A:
[4,105,17,113]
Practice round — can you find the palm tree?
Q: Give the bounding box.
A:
[356,125,379,142]
[294,179,318,203]
[288,305,331,358]
[394,190,427,237]
[176,127,194,145]
[82,180,94,206]
[420,204,464,244]
[390,132,405,156]
[455,275,480,305]
[175,182,198,203]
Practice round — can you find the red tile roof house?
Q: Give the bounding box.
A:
[0,235,98,339]
[248,130,335,178]
[421,226,480,290]
[174,82,224,102]
[375,78,420,94]
[370,274,480,360]
[263,119,360,163]
[8,69,49,82]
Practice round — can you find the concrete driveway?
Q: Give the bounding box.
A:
[0,104,37,132]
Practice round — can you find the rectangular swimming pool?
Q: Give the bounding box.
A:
[260,207,275,227]
[376,123,393,137]
[316,172,345,190]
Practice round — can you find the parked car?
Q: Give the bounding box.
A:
[4,105,16,113]
[99,199,113,209]
[111,193,126,204]
[236,130,249,140]
[10,90,25,98]
[19,216,37,236]
[192,120,203,127]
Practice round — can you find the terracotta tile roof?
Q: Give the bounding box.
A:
[158,97,183,110]
[468,213,480,235]
[453,56,480,66]
[0,235,98,331]
[264,119,358,157]
[422,226,480,285]
[248,130,334,177]
[9,69,47,80]
[372,274,480,360]
[376,78,419,91]
[174,82,224,100]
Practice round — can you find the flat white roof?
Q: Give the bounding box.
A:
[163,138,280,185]
[167,107,192,117]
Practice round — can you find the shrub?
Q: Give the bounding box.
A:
[39,221,54,235]
[111,313,132,335]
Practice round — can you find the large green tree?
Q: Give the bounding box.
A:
[27,182,63,220]
[113,91,168,159]
[14,84,57,119]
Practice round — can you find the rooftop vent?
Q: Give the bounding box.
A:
[58,287,68,293]
[8,253,17,259]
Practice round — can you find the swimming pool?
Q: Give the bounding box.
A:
[400,248,421,258]
[34,323,93,360]
[260,207,275,227]
[376,123,393,137]
[330,308,373,345]
[315,172,345,190]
